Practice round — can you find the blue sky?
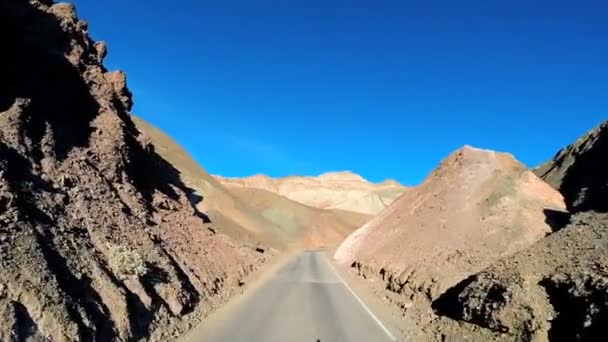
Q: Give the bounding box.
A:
[72,0,606,185]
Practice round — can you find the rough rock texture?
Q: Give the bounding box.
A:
[431,212,608,341]
[334,146,565,301]
[215,171,407,215]
[535,120,608,213]
[427,124,608,341]
[132,116,369,251]
[0,2,264,341]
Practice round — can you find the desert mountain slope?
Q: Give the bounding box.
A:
[0,2,264,340]
[216,171,407,215]
[131,116,291,249]
[334,146,565,300]
[535,120,608,213]
[431,123,608,341]
[132,116,369,250]
[225,186,371,249]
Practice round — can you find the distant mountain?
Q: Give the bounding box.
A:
[132,117,370,250]
[226,186,370,250]
[215,171,408,215]
[132,116,289,249]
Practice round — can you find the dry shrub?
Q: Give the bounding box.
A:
[106,243,148,280]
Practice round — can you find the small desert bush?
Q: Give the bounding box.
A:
[106,243,148,280]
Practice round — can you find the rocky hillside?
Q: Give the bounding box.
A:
[216,171,407,215]
[131,116,291,250]
[334,146,565,301]
[427,122,608,341]
[227,186,370,250]
[535,120,608,213]
[0,1,265,340]
[132,116,369,250]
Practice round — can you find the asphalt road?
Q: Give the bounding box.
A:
[196,250,396,342]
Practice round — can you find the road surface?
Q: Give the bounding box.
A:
[195,250,396,342]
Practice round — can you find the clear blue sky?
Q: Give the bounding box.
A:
[72,0,606,185]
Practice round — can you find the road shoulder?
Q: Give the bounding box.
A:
[324,251,407,341]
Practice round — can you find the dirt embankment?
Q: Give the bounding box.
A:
[0,2,265,341]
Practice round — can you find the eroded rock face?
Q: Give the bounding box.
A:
[432,212,608,341]
[535,120,608,213]
[215,171,408,215]
[0,1,262,340]
[334,146,565,301]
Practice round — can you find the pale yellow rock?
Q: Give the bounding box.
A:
[215,171,408,215]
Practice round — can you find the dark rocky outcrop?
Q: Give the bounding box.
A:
[535,121,608,213]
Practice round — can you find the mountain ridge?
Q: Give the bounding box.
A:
[215,171,408,215]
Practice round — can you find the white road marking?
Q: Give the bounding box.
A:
[325,257,398,342]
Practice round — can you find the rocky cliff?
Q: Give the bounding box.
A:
[0,2,264,340]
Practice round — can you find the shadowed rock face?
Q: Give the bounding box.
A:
[535,121,608,213]
[0,1,263,340]
[431,212,608,341]
[334,146,565,300]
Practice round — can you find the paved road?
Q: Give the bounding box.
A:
[196,250,396,342]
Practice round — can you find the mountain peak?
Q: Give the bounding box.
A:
[215,170,407,215]
[316,171,367,182]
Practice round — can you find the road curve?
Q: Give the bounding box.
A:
[193,250,396,342]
